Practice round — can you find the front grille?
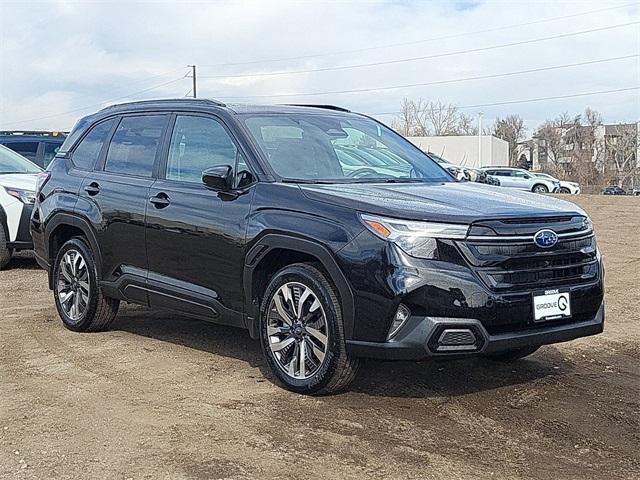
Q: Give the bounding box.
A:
[457,229,599,292]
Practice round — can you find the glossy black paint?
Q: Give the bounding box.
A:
[31,99,604,360]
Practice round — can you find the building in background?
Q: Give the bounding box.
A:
[407,135,509,168]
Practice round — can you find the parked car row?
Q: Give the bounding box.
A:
[0,131,67,168]
[602,185,639,196]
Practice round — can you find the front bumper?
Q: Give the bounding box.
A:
[346,302,604,360]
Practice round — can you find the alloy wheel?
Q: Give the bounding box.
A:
[267,282,329,380]
[57,249,90,322]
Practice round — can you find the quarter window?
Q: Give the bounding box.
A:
[166,115,238,183]
[72,119,116,170]
[105,115,167,177]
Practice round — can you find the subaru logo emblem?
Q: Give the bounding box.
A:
[534,229,558,248]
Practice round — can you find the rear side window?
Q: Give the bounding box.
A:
[3,141,38,163]
[72,119,115,170]
[105,115,167,177]
[43,143,61,167]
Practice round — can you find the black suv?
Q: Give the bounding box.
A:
[31,99,604,394]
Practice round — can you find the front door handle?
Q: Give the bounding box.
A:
[149,193,170,208]
[84,182,100,196]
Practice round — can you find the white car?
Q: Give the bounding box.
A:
[481,167,560,193]
[0,144,41,269]
[532,172,580,194]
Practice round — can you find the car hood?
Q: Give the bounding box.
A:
[300,181,586,223]
[0,173,38,191]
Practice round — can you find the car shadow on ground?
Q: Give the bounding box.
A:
[5,252,40,270]
[112,305,567,399]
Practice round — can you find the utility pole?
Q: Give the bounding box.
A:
[477,112,483,166]
[187,65,197,98]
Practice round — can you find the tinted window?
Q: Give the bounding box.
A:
[72,119,115,170]
[166,115,237,183]
[105,115,166,177]
[3,142,38,163]
[493,170,512,177]
[43,143,61,167]
[0,144,42,173]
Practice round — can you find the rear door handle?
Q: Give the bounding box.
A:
[149,193,170,208]
[84,182,100,196]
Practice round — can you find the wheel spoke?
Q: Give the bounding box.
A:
[270,336,295,352]
[267,325,290,336]
[306,326,327,347]
[299,340,306,378]
[78,281,90,294]
[287,343,299,376]
[296,287,312,319]
[306,337,326,364]
[59,290,74,306]
[273,293,293,326]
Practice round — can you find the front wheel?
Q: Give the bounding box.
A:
[260,263,359,395]
[0,226,12,270]
[532,184,549,193]
[486,346,540,362]
[53,238,119,332]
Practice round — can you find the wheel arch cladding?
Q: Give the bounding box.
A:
[243,234,355,340]
[46,214,102,289]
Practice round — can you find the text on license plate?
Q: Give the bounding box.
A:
[533,290,571,321]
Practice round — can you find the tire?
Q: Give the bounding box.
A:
[486,346,540,362]
[532,184,549,193]
[53,237,119,332]
[0,225,13,270]
[259,263,360,395]
[560,187,571,194]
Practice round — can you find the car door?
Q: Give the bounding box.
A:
[79,114,170,303]
[508,170,532,190]
[144,113,255,325]
[492,170,516,188]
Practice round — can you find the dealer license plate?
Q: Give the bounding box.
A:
[533,289,572,322]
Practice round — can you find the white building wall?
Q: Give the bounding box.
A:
[407,135,509,168]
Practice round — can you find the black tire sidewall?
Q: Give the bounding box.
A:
[259,265,343,394]
[53,238,101,332]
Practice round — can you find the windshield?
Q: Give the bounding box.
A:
[0,145,42,174]
[243,114,452,183]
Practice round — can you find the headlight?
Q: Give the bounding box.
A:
[3,186,36,205]
[360,213,469,258]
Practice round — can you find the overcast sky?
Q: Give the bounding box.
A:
[0,0,638,135]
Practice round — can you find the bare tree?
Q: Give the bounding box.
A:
[492,115,526,166]
[605,123,639,188]
[392,98,477,137]
[391,98,415,137]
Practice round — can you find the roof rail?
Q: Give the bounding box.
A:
[0,130,67,137]
[284,104,351,113]
[99,98,226,112]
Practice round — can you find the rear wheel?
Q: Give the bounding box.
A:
[260,263,359,395]
[532,184,549,193]
[486,346,540,362]
[53,238,119,332]
[0,226,12,270]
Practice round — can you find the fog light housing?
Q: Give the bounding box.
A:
[387,304,411,340]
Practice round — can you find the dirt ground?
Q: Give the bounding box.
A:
[1,195,638,480]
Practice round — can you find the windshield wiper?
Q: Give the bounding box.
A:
[281,178,336,184]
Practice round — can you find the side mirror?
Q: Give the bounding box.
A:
[202,165,233,191]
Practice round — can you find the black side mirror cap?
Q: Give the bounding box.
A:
[202,165,233,191]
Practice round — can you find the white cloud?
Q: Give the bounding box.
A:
[0,0,638,132]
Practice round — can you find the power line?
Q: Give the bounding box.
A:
[216,54,639,99]
[1,76,187,127]
[199,3,639,68]
[367,86,640,116]
[199,21,640,79]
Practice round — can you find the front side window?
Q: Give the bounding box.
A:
[72,118,116,170]
[105,115,167,177]
[166,115,238,183]
[243,114,451,183]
